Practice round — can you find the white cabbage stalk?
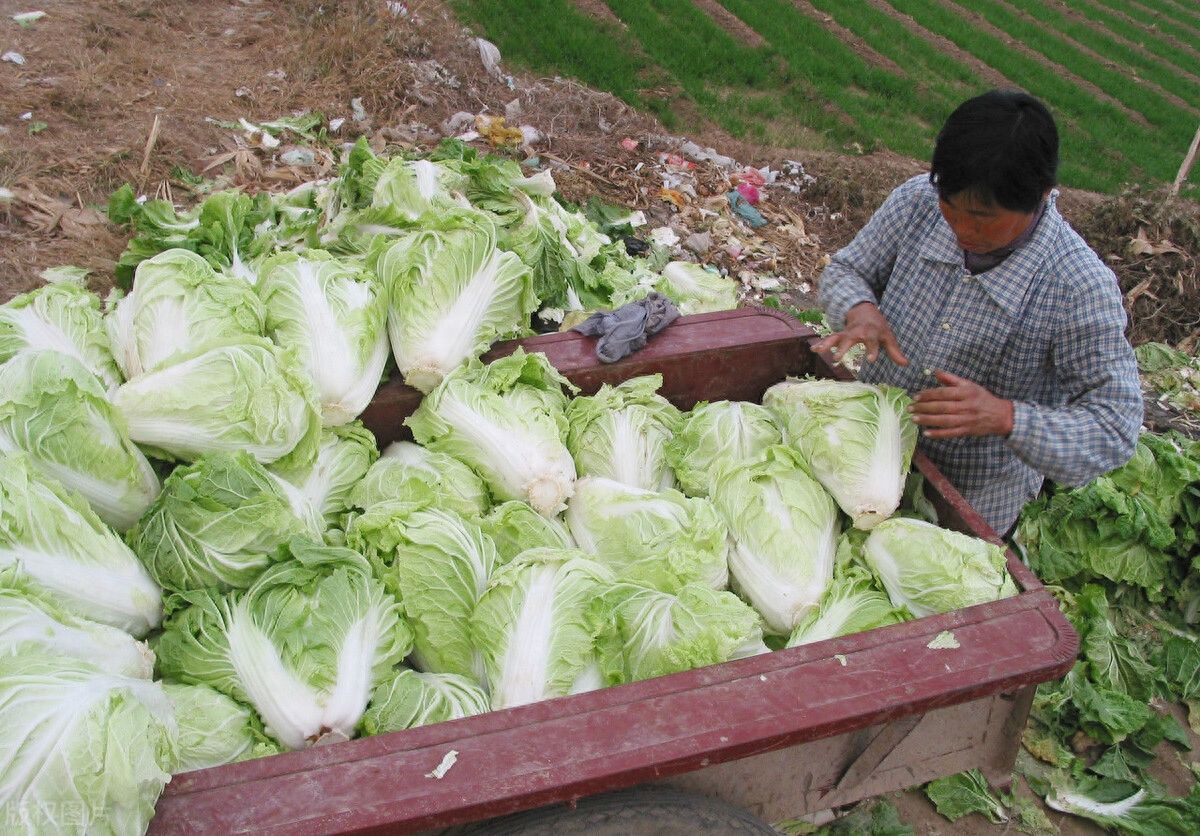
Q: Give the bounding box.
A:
[406,351,576,516]
[667,400,781,497]
[258,251,389,425]
[0,350,159,531]
[154,540,412,750]
[565,374,682,491]
[113,337,320,465]
[764,378,917,529]
[710,445,839,635]
[0,279,123,392]
[373,210,536,393]
[0,566,155,678]
[0,650,177,836]
[106,247,264,379]
[0,452,162,636]
[470,548,614,710]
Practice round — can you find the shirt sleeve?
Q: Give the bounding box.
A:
[818,178,920,330]
[1006,264,1143,486]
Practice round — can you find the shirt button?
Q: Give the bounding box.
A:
[941,322,951,331]
[923,367,932,377]
[962,275,971,283]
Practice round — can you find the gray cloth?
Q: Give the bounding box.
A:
[571,292,680,363]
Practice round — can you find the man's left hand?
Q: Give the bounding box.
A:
[909,371,1014,439]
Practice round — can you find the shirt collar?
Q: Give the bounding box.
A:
[920,190,1061,318]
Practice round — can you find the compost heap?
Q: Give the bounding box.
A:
[0,140,1090,835]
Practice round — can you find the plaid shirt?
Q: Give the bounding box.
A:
[818,175,1142,534]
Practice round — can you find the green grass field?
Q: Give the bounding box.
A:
[451,0,1200,195]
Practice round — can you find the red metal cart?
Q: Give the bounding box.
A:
[150,308,1077,834]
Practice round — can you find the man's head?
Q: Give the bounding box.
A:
[930,90,1058,252]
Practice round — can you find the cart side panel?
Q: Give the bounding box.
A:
[657,685,1035,823]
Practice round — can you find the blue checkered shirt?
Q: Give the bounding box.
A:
[818,175,1142,534]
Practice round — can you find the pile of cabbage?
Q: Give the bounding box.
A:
[0,143,1017,834]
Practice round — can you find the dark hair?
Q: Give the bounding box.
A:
[929,90,1059,213]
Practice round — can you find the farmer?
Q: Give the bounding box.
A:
[813,90,1142,536]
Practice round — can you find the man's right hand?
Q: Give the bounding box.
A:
[812,302,909,366]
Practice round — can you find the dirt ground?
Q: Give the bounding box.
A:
[1,1,1197,831]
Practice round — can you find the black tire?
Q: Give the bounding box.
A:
[443,785,776,835]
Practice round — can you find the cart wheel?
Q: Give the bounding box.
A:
[443,786,776,834]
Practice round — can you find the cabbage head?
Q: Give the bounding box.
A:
[710,445,839,635]
[566,375,682,490]
[163,682,280,772]
[360,669,489,734]
[347,501,499,682]
[0,650,176,836]
[258,251,390,425]
[113,337,321,466]
[154,538,413,749]
[371,157,469,220]
[654,261,738,315]
[106,248,264,379]
[480,500,575,564]
[407,350,577,516]
[667,400,781,497]
[0,350,160,531]
[373,210,536,392]
[0,278,122,391]
[765,379,916,529]
[863,518,1018,617]
[128,452,324,594]
[351,441,489,519]
[269,423,379,530]
[594,582,768,684]
[471,547,615,709]
[786,566,909,648]
[0,566,154,679]
[0,452,162,636]
[566,476,729,592]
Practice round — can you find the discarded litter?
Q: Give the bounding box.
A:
[279,149,316,167]
[927,631,960,650]
[12,11,45,27]
[425,750,459,780]
[726,190,767,228]
[2,51,26,65]
[735,182,761,206]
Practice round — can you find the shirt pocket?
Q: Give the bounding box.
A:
[988,319,1054,400]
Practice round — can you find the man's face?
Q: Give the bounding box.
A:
[937,191,1039,254]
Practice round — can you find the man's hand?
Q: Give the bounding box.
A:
[812,302,909,366]
[910,371,1014,438]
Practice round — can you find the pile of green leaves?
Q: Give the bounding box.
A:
[1136,343,1200,415]
[924,430,1200,831]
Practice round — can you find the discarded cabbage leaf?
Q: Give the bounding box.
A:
[0,279,122,391]
[595,582,769,684]
[128,452,323,593]
[0,350,160,531]
[0,565,154,679]
[786,566,908,648]
[360,669,489,734]
[653,261,738,315]
[566,476,729,592]
[347,501,499,682]
[0,650,177,836]
[566,374,682,490]
[471,547,614,709]
[154,538,412,750]
[106,248,264,379]
[765,379,916,529]
[0,453,162,637]
[710,445,839,635]
[372,210,536,392]
[258,251,389,425]
[164,682,280,772]
[351,441,489,519]
[863,518,1017,618]
[667,400,781,497]
[113,337,321,466]
[407,350,577,516]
